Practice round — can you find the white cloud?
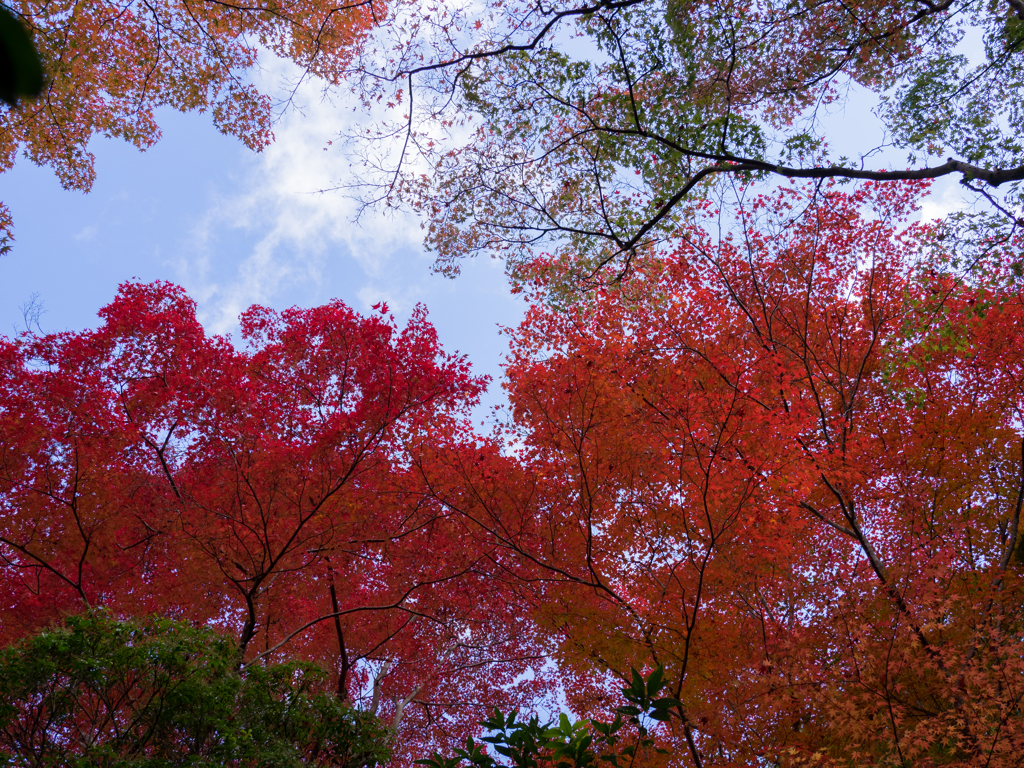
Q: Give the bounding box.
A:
[920,176,971,223]
[176,55,427,335]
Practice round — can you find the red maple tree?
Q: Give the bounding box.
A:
[0,281,544,759]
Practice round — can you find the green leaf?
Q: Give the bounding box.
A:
[645,666,665,696]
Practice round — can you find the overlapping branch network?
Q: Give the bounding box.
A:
[343,0,1024,279]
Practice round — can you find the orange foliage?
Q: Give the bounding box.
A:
[423,181,1024,766]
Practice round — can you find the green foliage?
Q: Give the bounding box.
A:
[372,0,1024,284]
[0,611,391,767]
[416,668,679,768]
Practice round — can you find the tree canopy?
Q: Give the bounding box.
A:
[345,0,1024,280]
[4,184,1024,764]
[0,282,545,762]
[5,0,1024,764]
[8,0,1020,273]
[418,180,1024,766]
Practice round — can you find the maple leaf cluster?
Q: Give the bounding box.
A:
[414,180,1024,767]
[0,281,545,763]
[2,182,1024,765]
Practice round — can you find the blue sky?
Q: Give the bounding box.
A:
[0,69,527,423]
